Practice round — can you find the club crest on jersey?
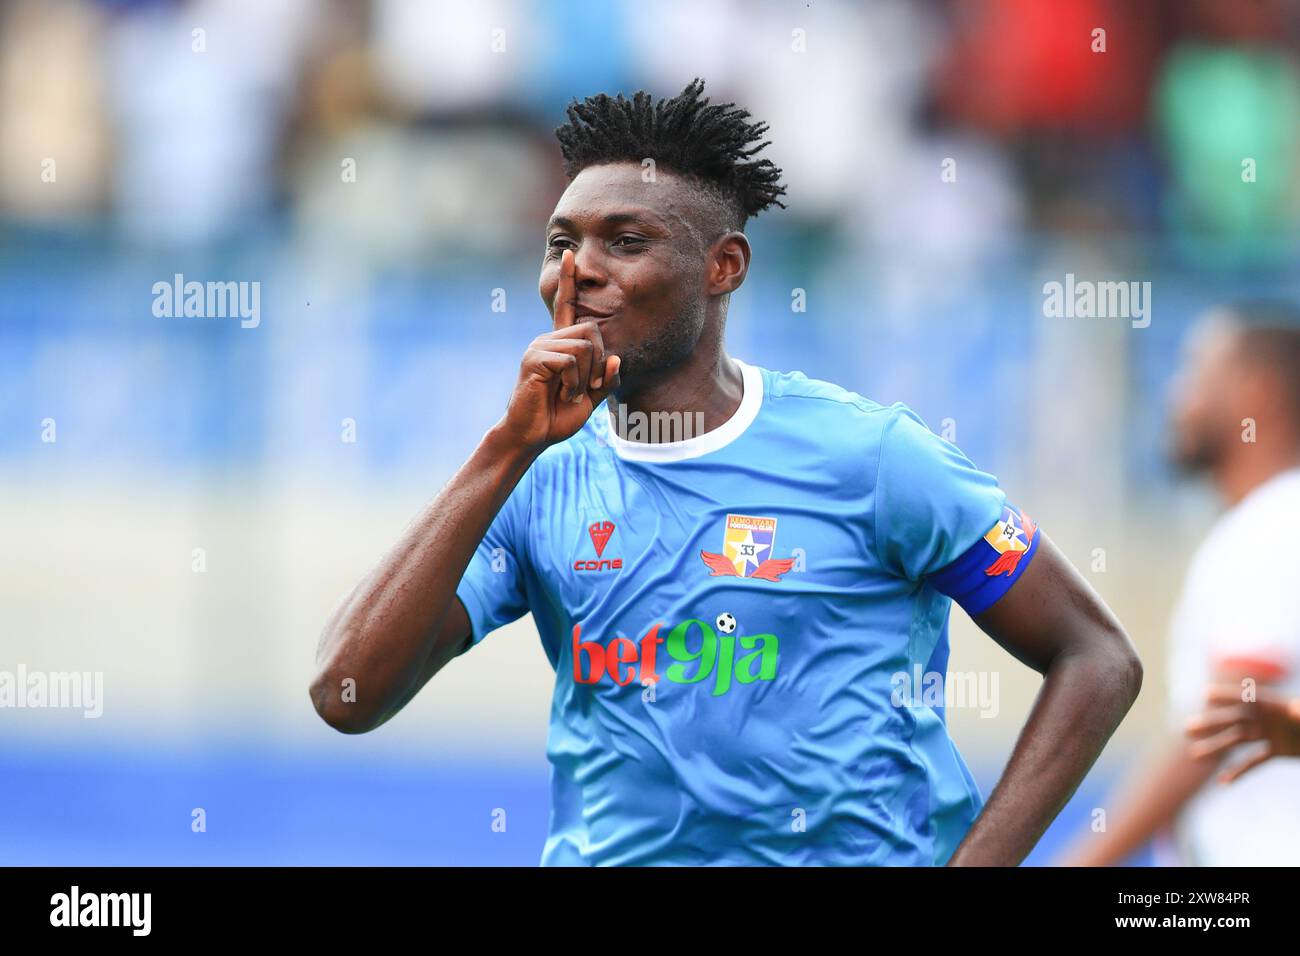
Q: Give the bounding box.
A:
[574,520,621,572]
[700,513,795,582]
[983,506,1036,576]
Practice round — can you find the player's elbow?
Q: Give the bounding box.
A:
[1058,616,1142,711]
[309,668,381,735]
[1121,641,1144,705]
[1096,621,1143,708]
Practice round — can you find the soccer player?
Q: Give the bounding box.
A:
[311,80,1141,866]
[1061,307,1300,866]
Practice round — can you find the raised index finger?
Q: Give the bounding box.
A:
[554,248,576,329]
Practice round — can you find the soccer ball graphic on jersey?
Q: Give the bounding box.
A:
[715,612,737,634]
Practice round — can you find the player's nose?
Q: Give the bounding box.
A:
[571,240,608,288]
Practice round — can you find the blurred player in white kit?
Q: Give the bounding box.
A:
[1063,303,1300,866]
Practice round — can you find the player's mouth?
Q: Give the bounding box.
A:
[574,304,617,321]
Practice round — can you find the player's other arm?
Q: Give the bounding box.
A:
[1057,663,1291,866]
[945,534,1143,867]
[1188,682,1300,779]
[1054,734,1215,867]
[310,250,620,733]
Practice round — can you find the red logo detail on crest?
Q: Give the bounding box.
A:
[589,521,615,558]
[699,551,796,583]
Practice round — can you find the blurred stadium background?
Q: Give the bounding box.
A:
[2,0,1299,865]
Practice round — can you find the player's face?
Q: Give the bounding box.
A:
[1168,320,1244,472]
[540,163,716,390]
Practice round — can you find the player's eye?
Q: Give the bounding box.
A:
[546,236,575,256]
[612,235,647,250]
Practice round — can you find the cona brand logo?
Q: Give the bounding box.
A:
[572,615,779,697]
[589,521,614,556]
[575,519,621,572]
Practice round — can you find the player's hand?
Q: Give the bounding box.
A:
[1185,684,1300,783]
[498,249,621,452]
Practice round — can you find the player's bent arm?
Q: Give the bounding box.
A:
[350,598,475,734]
[945,533,1143,867]
[310,249,621,734]
[309,426,537,734]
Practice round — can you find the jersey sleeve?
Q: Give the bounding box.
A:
[453,466,535,654]
[874,405,1039,615]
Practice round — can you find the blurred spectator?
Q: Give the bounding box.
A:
[102,0,317,245]
[0,0,110,220]
[1155,0,1300,266]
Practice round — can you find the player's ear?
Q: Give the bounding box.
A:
[708,232,750,296]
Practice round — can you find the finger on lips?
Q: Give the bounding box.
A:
[554,249,576,330]
[543,251,619,405]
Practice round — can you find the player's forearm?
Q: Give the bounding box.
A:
[310,423,539,733]
[1058,738,1217,866]
[947,643,1142,866]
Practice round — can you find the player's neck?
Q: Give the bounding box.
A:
[606,349,744,443]
[1215,438,1300,506]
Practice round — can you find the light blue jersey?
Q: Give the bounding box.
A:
[455,360,1040,865]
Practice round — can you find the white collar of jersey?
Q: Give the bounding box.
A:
[601,358,763,463]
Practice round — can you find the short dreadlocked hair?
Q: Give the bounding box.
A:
[554,78,787,231]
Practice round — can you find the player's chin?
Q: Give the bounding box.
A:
[592,320,625,350]
[1168,436,1213,475]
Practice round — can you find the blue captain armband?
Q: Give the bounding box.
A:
[927,503,1041,616]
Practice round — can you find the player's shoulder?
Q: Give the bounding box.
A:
[1242,468,1300,516]
[758,363,880,411]
[754,363,932,442]
[1212,467,1300,550]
